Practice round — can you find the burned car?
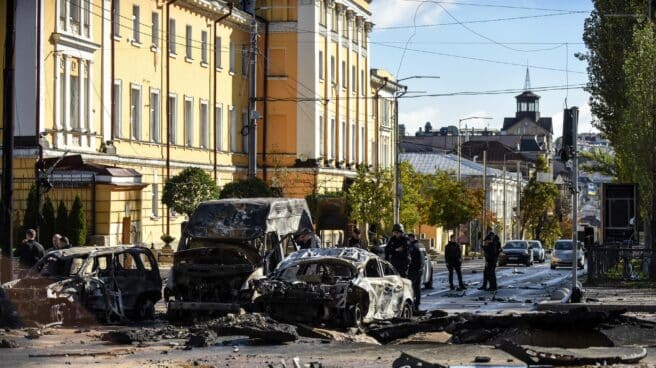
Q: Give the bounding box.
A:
[1,246,161,324]
[253,247,414,329]
[166,198,313,319]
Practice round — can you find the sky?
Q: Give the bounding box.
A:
[369,0,595,139]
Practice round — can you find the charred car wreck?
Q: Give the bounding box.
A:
[0,246,161,325]
[166,198,314,319]
[253,248,414,329]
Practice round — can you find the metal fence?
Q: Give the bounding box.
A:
[587,244,654,284]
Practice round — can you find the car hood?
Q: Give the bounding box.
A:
[174,243,262,266]
[502,249,528,255]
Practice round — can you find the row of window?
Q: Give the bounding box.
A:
[318,51,366,95]
[112,80,248,153]
[318,1,368,48]
[318,115,366,163]
[112,2,247,75]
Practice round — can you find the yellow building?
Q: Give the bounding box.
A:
[2,0,384,247]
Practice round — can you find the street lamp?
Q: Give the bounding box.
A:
[393,75,440,224]
[457,116,492,182]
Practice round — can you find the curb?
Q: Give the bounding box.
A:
[536,302,656,313]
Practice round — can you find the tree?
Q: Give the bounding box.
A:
[162,167,220,216]
[346,166,393,236]
[41,196,56,249]
[219,177,277,199]
[55,201,69,238]
[579,148,619,179]
[424,171,480,230]
[519,156,560,242]
[22,184,38,234]
[398,161,425,232]
[68,195,87,246]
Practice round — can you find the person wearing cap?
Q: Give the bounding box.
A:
[296,228,321,250]
[479,231,501,291]
[406,233,423,310]
[346,228,363,248]
[384,224,411,278]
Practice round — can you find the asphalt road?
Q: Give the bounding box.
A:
[420,259,586,313]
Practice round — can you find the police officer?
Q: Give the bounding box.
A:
[407,233,423,311]
[479,231,501,291]
[14,229,45,268]
[385,224,410,277]
[445,234,466,290]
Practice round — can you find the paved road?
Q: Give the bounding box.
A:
[419,259,586,313]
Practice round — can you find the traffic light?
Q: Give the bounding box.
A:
[560,107,578,162]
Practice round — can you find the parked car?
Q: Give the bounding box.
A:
[528,240,546,263]
[253,247,414,329]
[550,239,585,269]
[498,240,533,267]
[416,243,434,289]
[166,198,314,320]
[1,246,161,324]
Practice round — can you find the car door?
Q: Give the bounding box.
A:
[382,261,405,318]
[111,251,144,313]
[363,258,386,319]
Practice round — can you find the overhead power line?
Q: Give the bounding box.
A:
[402,0,592,13]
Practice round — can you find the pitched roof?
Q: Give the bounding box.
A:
[399,152,517,179]
[460,141,524,162]
[502,116,553,134]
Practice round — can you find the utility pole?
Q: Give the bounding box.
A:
[569,107,580,300]
[1,0,17,283]
[247,17,258,178]
[503,155,506,244]
[482,149,487,243]
[516,160,521,239]
[393,87,407,224]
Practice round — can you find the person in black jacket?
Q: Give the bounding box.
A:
[346,228,363,248]
[385,223,410,277]
[444,234,466,290]
[407,233,423,310]
[14,229,45,268]
[479,231,501,291]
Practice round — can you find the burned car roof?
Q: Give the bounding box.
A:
[277,247,377,269]
[184,198,313,240]
[43,245,146,259]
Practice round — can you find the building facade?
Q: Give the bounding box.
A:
[370,68,404,169]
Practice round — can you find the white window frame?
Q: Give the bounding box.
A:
[319,115,324,157]
[185,25,193,60]
[351,65,356,93]
[168,93,178,144]
[70,74,80,130]
[341,61,346,89]
[318,50,324,81]
[329,118,335,159]
[130,83,142,140]
[200,100,209,148]
[201,31,208,65]
[132,5,140,43]
[230,106,238,151]
[229,42,235,74]
[340,121,346,161]
[168,19,176,55]
[151,172,159,218]
[215,36,222,70]
[330,56,336,85]
[151,12,159,49]
[150,88,161,143]
[360,126,365,163]
[215,104,223,151]
[184,96,194,147]
[113,80,122,138]
[350,122,355,163]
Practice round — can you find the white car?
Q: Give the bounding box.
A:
[253,247,414,329]
[528,240,546,263]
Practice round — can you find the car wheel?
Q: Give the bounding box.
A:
[424,268,433,289]
[134,296,155,321]
[344,303,364,330]
[400,301,413,319]
[550,264,556,270]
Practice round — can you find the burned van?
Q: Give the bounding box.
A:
[166,198,313,319]
[1,246,161,325]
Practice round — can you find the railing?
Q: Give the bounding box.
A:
[587,243,654,284]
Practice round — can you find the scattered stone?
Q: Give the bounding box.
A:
[474,356,491,363]
[198,313,298,343]
[25,328,41,339]
[186,330,219,348]
[392,331,452,345]
[0,339,18,348]
[309,328,380,345]
[233,346,239,353]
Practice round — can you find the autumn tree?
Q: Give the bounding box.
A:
[519,156,560,242]
[424,171,480,231]
[162,167,220,216]
[346,166,393,236]
[398,161,425,232]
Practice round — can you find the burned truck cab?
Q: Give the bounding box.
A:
[166,198,313,319]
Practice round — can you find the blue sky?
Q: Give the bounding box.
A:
[369,0,595,139]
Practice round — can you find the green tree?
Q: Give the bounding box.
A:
[22,184,39,234]
[346,166,393,236]
[68,195,87,246]
[519,156,560,242]
[398,161,425,232]
[579,148,619,179]
[162,167,220,216]
[55,201,69,237]
[621,22,656,256]
[424,171,480,230]
[219,176,277,199]
[41,196,56,249]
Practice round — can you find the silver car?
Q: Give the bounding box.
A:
[550,239,585,269]
[528,240,546,263]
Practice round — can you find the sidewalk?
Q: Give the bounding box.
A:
[537,284,656,313]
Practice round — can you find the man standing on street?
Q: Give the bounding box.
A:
[385,224,410,277]
[479,231,501,291]
[407,233,423,311]
[14,229,45,269]
[346,228,363,248]
[445,234,466,290]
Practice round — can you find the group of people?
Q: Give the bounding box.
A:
[13,229,73,269]
[443,230,502,292]
[383,224,424,312]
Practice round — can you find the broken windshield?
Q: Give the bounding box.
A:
[36,255,90,278]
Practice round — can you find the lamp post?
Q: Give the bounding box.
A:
[393,75,439,224]
[457,116,492,182]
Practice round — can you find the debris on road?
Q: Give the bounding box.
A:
[391,331,452,345]
[199,313,298,343]
[0,338,18,348]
